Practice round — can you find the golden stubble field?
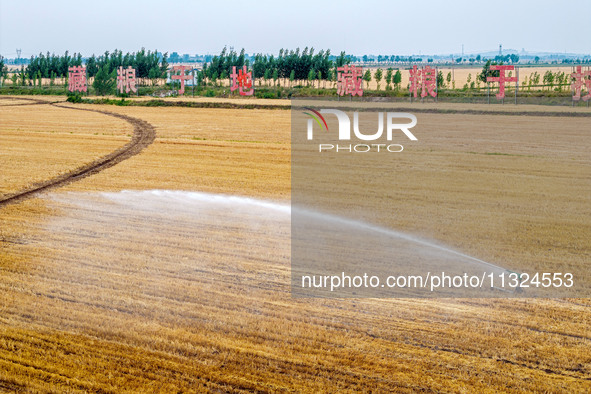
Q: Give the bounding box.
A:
[0,97,590,392]
[0,98,131,196]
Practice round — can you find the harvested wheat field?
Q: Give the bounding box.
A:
[0,101,134,196]
[0,97,590,392]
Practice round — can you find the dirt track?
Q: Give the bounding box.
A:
[0,98,156,206]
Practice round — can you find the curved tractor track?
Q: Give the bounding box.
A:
[0,98,156,206]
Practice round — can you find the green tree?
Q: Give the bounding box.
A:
[478,60,500,84]
[160,52,169,77]
[289,69,295,87]
[374,68,383,90]
[86,55,98,77]
[308,69,316,87]
[531,71,540,85]
[196,70,204,87]
[385,68,393,90]
[328,68,336,88]
[335,51,348,67]
[543,70,554,90]
[509,54,519,64]
[0,57,8,87]
[437,71,444,89]
[446,72,452,86]
[363,69,372,90]
[18,66,25,86]
[19,67,27,86]
[556,71,566,91]
[148,66,160,86]
[93,65,116,95]
[264,68,271,86]
[272,68,279,86]
[393,69,402,90]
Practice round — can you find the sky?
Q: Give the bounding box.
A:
[1,0,590,59]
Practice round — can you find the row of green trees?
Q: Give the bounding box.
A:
[358,68,403,90]
[85,48,168,80]
[26,51,83,79]
[525,70,572,91]
[202,47,351,86]
[25,48,169,80]
[358,54,521,65]
[3,48,586,96]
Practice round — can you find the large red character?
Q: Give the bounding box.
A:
[337,65,363,96]
[68,66,87,93]
[117,66,137,94]
[230,66,254,96]
[171,65,192,95]
[421,66,437,98]
[571,65,591,101]
[408,65,421,98]
[409,65,437,98]
[487,65,518,99]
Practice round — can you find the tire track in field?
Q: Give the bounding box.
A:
[0,102,156,206]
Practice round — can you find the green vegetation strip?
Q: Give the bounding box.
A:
[73,97,591,117]
[77,97,291,110]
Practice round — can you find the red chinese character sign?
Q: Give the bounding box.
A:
[337,65,363,96]
[409,65,421,98]
[230,66,254,96]
[68,66,87,93]
[421,66,437,98]
[117,66,137,94]
[487,65,518,99]
[171,65,192,95]
[571,66,591,101]
[409,65,437,99]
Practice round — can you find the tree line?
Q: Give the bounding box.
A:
[202,47,351,86]
[25,48,169,81]
[3,47,587,96]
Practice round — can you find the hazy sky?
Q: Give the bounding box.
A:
[1,0,589,58]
